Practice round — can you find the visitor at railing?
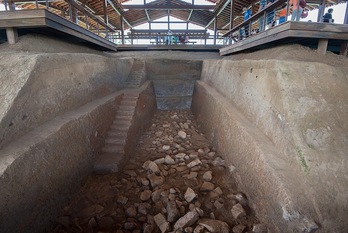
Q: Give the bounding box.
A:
[258,0,267,32]
[242,7,252,38]
[266,0,276,29]
[323,8,334,23]
[156,32,161,45]
[278,6,287,24]
[290,0,306,21]
[167,30,173,45]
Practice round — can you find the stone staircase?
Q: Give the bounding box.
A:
[124,59,146,88]
[94,92,139,174]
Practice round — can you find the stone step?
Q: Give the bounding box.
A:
[115,115,133,121]
[107,130,128,137]
[102,144,124,153]
[105,136,126,145]
[110,124,130,131]
[117,110,134,116]
[94,152,125,174]
[123,96,138,100]
[112,120,132,126]
[123,92,139,98]
[119,105,136,111]
[120,100,137,106]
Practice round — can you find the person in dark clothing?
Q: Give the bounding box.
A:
[243,7,252,38]
[323,8,334,23]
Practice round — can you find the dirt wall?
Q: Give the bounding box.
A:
[193,58,348,232]
[0,53,133,149]
[0,92,123,233]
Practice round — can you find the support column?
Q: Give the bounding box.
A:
[345,1,348,24]
[213,16,217,45]
[229,0,234,30]
[6,27,19,44]
[317,39,328,55]
[121,16,125,45]
[103,0,109,38]
[317,0,325,23]
[340,42,348,56]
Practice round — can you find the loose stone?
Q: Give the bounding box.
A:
[166,200,180,223]
[184,187,197,202]
[233,224,247,233]
[197,218,230,233]
[203,171,213,181]
[178,130,187,139]
[164,155,176,165]
[147,173,164,188]
[187,158,202,168]
[252,223,268,233]
[231,203,246,220]
[125,206,137,218]
[173,208,201,230]
[154,213,170,233]
[200,181,215,191]
[140,190,152,201]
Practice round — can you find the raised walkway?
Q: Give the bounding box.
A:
[220,21,348,56]
[0,9,117,51]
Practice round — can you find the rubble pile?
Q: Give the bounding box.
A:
[52,110,266,233]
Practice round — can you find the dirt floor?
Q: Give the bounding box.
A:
[51,110,266,233]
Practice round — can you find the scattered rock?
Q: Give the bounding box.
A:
[174,208,201,230]
[163,145,170,150]
[233,224,246,233]
[212,157,225,166]
[141,190,152,201]
[154,213,170,233]
[231,203,246,220]
[164,155,175,165]
[148,173,164,188]
[197,218,230,233]
[200,182,215,191]
[178,130,187,139]
[166,201,180,223]
[187,158,202,168]
[252,223,268,233]
[184,187,197,202]
[126,206,137,217]
[203,171,213,181]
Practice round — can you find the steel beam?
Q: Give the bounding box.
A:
[205,0,231,28]
[105,0,132,28]
[121,4,215,10]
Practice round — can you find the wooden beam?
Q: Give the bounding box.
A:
[105,0,132,28]
[340,41,348,56]
[205,0,231,28]
[121,4,215,10]
[229,0,234,30]
[121,15,125,45]
[317,0,325,23]
[187,10,193,21]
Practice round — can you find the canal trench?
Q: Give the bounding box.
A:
[51,110,265,233]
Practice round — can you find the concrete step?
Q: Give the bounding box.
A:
[102,144,124,153]
[94,152,125,174]
[119,105,136,111]
[105,136,126,144]
[107,130,128,137]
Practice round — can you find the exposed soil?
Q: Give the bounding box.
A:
[51,110,266,233]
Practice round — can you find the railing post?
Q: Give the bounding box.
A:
[35,0,39,9]
[85,14,88,29]
[45,0,49,10]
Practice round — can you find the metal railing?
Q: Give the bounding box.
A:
[0,0,117,42]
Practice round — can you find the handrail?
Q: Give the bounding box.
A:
[222,0,287,37]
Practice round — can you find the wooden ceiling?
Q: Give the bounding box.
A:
[9,0,347,34]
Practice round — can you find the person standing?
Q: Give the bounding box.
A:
[323,8,334,23]
[290,0,306,21]
[167,30,172,45]
[243,7,252,38]
[258,0,267,32]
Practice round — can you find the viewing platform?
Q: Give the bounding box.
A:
[0,9,117,51]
